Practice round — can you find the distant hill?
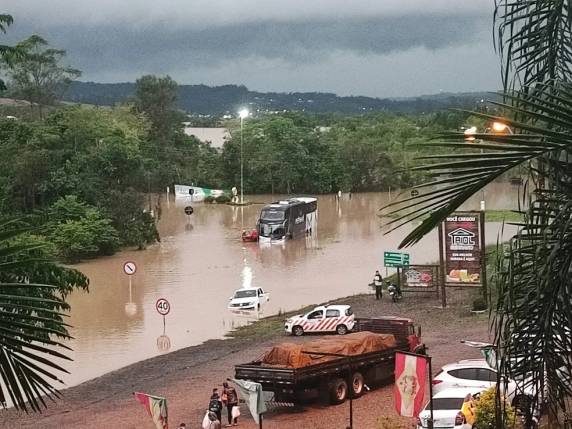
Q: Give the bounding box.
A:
[64,81,497,115]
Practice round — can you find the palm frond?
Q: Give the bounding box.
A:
[0,221,88,411]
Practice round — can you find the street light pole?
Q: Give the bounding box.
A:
[239,109,249,205]
[240,115,244,205]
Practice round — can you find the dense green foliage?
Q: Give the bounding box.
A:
[475,388,518,428]
[221,111,466,194]
[0,106,162,262]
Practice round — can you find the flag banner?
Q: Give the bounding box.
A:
[460,340,497,369]
[231,379,267,424]
[481,346,497,370]
[134,392,168,429]
[394,352,427,417]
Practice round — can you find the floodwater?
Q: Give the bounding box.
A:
[62,182,521,387]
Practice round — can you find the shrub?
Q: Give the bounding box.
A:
[472,297,488,311]
[475,387,520,428]
[50,210,119,262]
[204,195,215,203]
[215,194,230,203]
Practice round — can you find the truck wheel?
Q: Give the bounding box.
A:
[350,372,365,398]
[336,324,348,335]
[329,378,348,404]
[292,326,304,336]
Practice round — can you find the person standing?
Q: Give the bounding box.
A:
[374,270,383,300]
[208,388,223,423]
[461,393,476,426]
[222,381,239,426]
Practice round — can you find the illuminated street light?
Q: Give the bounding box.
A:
[238,109,249,204]
[491,121,513,134]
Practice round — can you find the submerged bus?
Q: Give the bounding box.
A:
[257,197,317,242]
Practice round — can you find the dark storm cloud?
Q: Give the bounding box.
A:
[5,14,489,76]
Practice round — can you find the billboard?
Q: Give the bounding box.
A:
[443,212,482,285]
[400,265,438,289]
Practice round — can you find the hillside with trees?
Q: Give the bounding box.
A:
[63,80,497,115]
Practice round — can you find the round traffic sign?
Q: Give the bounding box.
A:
[410,189,419,197]
[123,261,137,275]
[184,206,194,215]
[156,298,171,316]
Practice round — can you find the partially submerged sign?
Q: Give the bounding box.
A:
[400,265,438,290]
[443,212,482,285]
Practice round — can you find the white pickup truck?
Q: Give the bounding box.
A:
[228,287,269,311]
[285,304,355,336]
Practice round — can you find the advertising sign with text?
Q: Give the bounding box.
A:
[444,212,482,285]
[401,265,438,289]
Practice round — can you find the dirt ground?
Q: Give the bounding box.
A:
[2,291,490,429]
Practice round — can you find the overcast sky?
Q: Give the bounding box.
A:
[2,0,500,98]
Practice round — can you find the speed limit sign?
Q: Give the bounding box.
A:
[155,298,171,316]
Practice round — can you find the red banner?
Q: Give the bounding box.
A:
[134,392,168,429]
[394,352,427,417]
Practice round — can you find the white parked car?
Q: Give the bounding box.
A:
[228,287,269,311]
[432,359,537,411]
[416,387,480,429]
[285,304,355,336]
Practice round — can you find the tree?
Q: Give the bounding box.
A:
[134,75,178,141]
[384,1,572,426]
[0,219,88,411]
[2,35,81,117]
[0,14,20,91]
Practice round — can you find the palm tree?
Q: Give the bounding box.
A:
[0,219,88,411]
[383,1,572,426]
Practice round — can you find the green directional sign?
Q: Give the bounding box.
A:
[384,251,410,267]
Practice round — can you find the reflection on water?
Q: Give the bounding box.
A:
[63,183,520,386]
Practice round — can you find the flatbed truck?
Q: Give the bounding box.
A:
[234,317,424,405]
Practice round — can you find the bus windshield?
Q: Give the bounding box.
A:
[261,210,284,221]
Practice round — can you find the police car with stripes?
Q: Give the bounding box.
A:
[285,305,355,336]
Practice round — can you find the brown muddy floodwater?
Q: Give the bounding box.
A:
[62,183,521,387]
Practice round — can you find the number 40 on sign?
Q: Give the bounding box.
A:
[156,298,170,316]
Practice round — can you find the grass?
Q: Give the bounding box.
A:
[226,304,316,340]
[226,294,372,341]
[484,210,524,222]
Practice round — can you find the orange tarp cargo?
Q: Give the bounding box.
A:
[259,332,397,368]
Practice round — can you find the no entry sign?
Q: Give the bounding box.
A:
[155,298,171,316]
[123,261,137,275]
[184,206,194,215]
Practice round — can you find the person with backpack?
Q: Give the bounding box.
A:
[222,381,239,427]
[373,270,383,300]
[208,388,223,423]
[202,411,221,429]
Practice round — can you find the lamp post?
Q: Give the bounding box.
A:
[239,108,249,205]
[464,126,484,203]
